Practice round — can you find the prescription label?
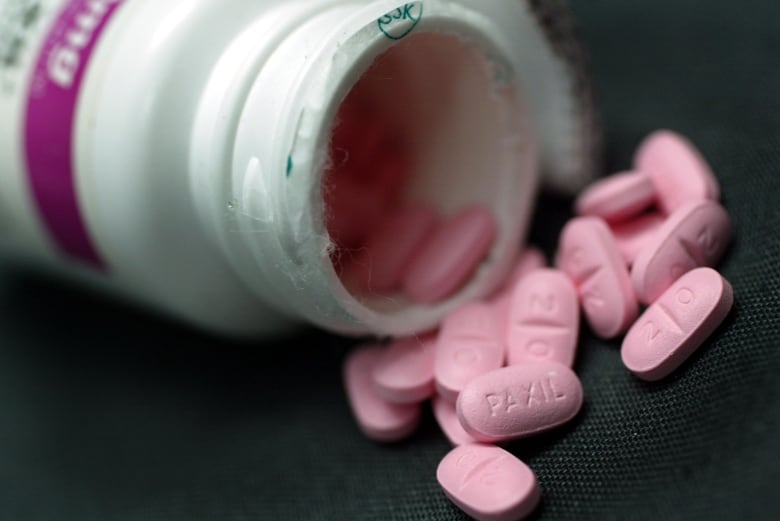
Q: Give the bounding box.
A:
[23,0,124,268]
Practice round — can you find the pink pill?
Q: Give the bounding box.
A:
[437,444,541,521]
[635,130,721,214]
[506,269,579,368]
[575,171,656,223]
[557,217,638,339]
[457,362,583,443]
[432,395,477,446]
[351,204,439,293]
[372,334,437,404]
[489,247,547,303]
[631,201,731,304]
[402,206,497,304]
[343,347,421,442]
[622,268,733,381]
[611,213,665,265]
[489,247,547,335]
[435,303,506,403]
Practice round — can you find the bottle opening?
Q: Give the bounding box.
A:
[323,31,528,315]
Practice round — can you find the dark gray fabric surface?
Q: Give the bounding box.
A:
[1,0,779,519]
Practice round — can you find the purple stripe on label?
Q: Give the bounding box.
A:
[24,0,125,268]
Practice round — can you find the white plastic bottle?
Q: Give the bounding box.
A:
[0,0,598,337]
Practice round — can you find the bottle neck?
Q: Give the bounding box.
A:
[192,0,582,336]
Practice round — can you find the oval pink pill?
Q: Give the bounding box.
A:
[490,247,547,302]
[557,217,638,339]
[435,303,506,403]
[402,205,497,304]
[631,200,731,304]
[351,204,439,293]
[437,444,541,521]
[635,130,721,214]
[489,247,547,336]
[507,269,579,368]
[457,362,583,443]
[575,171,656,223]
[622,268,734,381]
[432,395,477,446]
[611,212,665,265]
[343,347,421,442]
[372,334,437,404]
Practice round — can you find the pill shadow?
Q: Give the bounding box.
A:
[504,401,590,463]
[501,406,589,521]
[0,263,372,515]
[527,190,575,256]
[0,263,363,405]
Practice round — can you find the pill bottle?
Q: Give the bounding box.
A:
[0,0,599,337]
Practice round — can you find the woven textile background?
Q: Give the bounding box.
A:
[0,0,778,519]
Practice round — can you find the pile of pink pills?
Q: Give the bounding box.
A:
[342,130,735,521]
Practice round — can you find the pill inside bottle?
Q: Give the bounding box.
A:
[321,33,532,321]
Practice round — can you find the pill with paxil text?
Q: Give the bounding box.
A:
[631,200,731,304]
[635,130,721,214]
[435,303,506,403]
[403,205,497,303]
[373,334,437,404]
[557,217,638,338]
[575,170,656,223]
[611,212,665,265]
[622,268,733,381]
[351,204,439,293]
[457,362,583,443]
[506,269,579,368]
[437,444,541,521]
[432,395,477,446]
[343,347,421,442]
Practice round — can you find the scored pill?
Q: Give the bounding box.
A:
[372,334,437,404]
[343,347,421,442]
[488,246,547,331]
[350,204,439,293]
[634,130,721,214]
[435,303,506,403]
[433,395,477,446]
[574,170,656,223]
[622,268,734,381]
[437,444,541,521]
[506,269,579,368]
[489,247,547,303]
[631,200,731,304]
[557,217,639,339]
[457,362,583,443]
[611,212,665,265]
[489,247,547,335]
[402,205,497,304]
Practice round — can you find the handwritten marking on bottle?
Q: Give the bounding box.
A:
[377,3,423,40]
